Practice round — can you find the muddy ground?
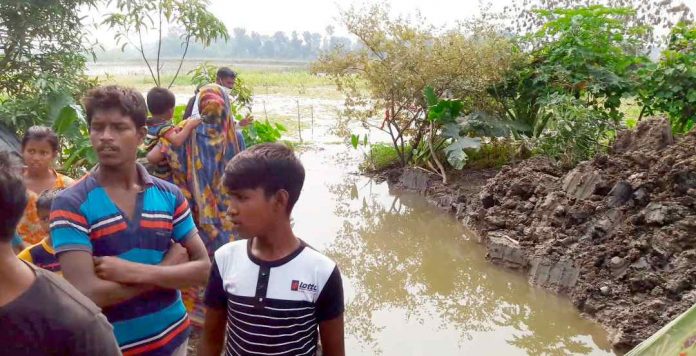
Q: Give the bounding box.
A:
[390,117,696,353]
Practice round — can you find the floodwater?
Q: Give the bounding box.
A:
[291,144,613,355]
[165,79,615,355]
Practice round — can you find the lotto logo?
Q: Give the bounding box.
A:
[290,280,318,292]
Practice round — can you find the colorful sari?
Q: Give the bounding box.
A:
[17,172,74,245]
[163,84,244,326]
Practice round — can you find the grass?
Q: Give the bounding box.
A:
[98,69,340,98]
[358,143,404,172]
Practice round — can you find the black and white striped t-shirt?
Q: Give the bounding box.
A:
[204,239,344,356]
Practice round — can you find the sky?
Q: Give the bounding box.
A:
[206,0,696,36]
[92,0,696,48]
[206,0,486,36]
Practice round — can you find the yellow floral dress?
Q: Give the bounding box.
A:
[17,172,74,245]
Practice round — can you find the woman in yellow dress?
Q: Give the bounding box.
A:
[16,126,74,246]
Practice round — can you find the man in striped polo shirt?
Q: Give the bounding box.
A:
[51,85,211,355]
[199,143,345,356]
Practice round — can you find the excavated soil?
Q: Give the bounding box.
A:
[392,117,696,352]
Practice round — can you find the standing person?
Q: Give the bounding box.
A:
[198,144,345,356]
[144,87,201,181]
[17,126,74,246]
[183,67,253,128]
[18,188,64,273]
[155,83,247,326]
[0,152,121,356]
[50,85,211,355]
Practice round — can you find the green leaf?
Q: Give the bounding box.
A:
[424,86,438,107]
[350,134,359,149]
[444,136,481,170]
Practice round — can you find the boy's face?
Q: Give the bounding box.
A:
[89,109,146,169]
[227,187,284,238]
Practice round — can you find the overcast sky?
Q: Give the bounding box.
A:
[206,0,696,35]
[91,0,696,47]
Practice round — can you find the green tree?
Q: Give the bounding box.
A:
[637,22,696,133]
[490,5,648,139]
[103,0,229,88]
[312,4,517,167]
[500,0,693,48]
[0,0,98,176]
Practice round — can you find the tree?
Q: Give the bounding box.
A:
[0,0,98,143]
[0,0,96,99]
[500,0,694,48]
[490,5,649,139]
[312,4,517,168]
[638,22,696,132]
[103,0,229,88]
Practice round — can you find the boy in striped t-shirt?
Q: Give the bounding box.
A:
[51,85,211,356]
[199,143,345,356]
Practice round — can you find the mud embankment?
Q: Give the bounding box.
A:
[389,118,696,352]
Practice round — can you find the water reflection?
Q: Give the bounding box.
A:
[323,175,613,355]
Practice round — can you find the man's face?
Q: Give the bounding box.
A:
[89,109,145,169]
[227,187,280,239]
[217,76,236,90]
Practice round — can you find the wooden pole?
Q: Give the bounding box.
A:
[296,100,303,143]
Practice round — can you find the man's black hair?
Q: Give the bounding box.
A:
[82,85,148,128]
[223,143,305,213]
[0,151,28,241]
[36,188,65,214]
[146,87,176,116]
[216,67,237,80]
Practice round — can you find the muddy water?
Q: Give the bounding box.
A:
[166,89,614,354]
[291,145,614,355]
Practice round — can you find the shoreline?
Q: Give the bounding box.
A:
[382,118,696,354]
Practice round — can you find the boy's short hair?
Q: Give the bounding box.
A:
[36,188,65,214]
[0,151,28,241]
[223,143,305,213]
[146,87,176,116]
[82,85,148,128]
[216,67,237,80]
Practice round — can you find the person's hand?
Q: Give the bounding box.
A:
[186,117,203,129]
[94,256,142,284]
[161,243,190,266]
[238,114,254,127]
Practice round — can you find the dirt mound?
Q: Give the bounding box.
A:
[466,117,696,351]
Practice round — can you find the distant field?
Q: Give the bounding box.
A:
[93,59,341,97]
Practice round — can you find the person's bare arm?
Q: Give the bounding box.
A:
[164,118,202,147]
[197,307,226,356]
[94,232,210,290]
[59,251,155,308]
[146,144,165,165]
[319,314,345,356]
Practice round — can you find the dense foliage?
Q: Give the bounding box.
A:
[637,22,696,133]
[313,4,517,167]
[324,4,695,178]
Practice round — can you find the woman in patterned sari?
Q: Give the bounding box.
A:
[160,83,245,326]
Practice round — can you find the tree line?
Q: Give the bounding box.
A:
[100,27,357,61]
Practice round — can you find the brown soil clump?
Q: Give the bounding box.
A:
[394,117,696,352]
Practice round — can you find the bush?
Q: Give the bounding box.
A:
[637,22,696,133]
[536,94,615,168]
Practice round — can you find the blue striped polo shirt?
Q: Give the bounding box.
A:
[50,163,197,355]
